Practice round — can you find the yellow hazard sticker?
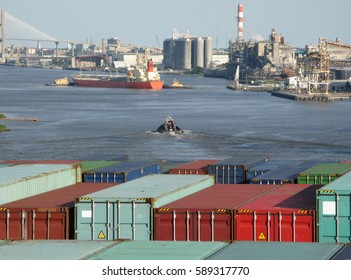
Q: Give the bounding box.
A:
[258,232,266,240]
[97,231,106,239]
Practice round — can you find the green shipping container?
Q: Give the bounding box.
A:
[297,163,351,184]
[75,174,215,241]
[317,171,351,242]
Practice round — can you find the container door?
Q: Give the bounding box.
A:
[110,201,151,240]
[317,193,351,243]
[153,209,232,242]
[75,200,151,241]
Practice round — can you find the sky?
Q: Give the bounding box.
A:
[1,0,350,49]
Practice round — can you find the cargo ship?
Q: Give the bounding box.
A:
[72,59,164,90]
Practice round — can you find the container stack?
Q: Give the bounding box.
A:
[75,174,215,240]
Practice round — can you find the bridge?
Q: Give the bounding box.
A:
[0,10,74,59]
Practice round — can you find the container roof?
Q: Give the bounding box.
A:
[86,241,228,260]
[0,240,117,260]
[0,164,74,186]
[319,171,351,193]
[79,174,213,200]
[299,163,351,175]
[207,242,344,260]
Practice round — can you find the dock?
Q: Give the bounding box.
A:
[271,91,351,102]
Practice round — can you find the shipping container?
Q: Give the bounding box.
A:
[153,184,279,242]
[0,240,228,260]
[0,240,118,259]
[250,165,310,185]
[0,182,117,239]
[161,160,192,174]
[316,171,351,243]
[234,184,321,242]
[83,161,161,183]
[297,163,351,184]
[331,243,351,259]
[75,174,215,241]
[0,164,82,205]
[0,207,69,240]
[169,159,220,175]
[206,241,344,260]
[79,160,121,173]
[208,155,270,184]
[85,240,229,260]
[246,159,302,181]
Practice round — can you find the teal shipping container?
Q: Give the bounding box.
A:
[0,164,82,205]
[206,242,345,260]
[0,240,117,260]
[0,240,227,260]
[75,174,215,241]
[86,240,228,260]
[317,171,351,242]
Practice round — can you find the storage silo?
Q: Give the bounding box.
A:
[174,38,192,70]
[191,37,204,68]
[203,37,213,68]
[162,39,175,69]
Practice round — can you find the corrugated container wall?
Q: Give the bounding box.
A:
[0,164,82,205]
[83,161,161,183]
[0,207,69,240]
[297,163,351,184]
[75,174,215,241]
[208,155,270,184]
[153,184,279,242]
[0,182,117,240]
[317,171,351,243]
[235,184,321,242]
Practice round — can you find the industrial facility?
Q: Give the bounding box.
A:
[162,29,213,70]
[225,3,351,95]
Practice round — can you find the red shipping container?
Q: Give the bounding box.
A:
[153,184,279,242]
[0,182,117,240]
[169,159,220,175]
[234,184,321,242]
[0,207,69,240]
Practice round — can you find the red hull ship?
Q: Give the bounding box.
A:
[72,59,164,90]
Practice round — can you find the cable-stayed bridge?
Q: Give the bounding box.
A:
[0,10,73,55]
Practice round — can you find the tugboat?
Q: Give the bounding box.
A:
[157,116,183,134]
[163,79,193,89]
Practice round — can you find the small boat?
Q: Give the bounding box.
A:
[45,77,75,86]
[156,116,183,133]
[163,79,193,89]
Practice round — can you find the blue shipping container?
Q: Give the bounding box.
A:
[246,159,302,181]
[250,160,320,185]
[83,161,161,183]
[208,155,270,184]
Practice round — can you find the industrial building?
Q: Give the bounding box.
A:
[162,29,213,70]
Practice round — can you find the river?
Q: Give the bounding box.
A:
[1,65,351,163]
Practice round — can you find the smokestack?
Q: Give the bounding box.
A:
[237,4,244,42]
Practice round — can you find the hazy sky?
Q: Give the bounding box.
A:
[1,0,350,49]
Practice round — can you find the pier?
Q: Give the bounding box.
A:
[271,91,351,102]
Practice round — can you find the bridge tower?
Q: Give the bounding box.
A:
[0,10,4,58]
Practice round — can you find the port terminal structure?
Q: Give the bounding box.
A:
[272,38,351,102]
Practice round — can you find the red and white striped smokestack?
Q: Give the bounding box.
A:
[237,4,244,42]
